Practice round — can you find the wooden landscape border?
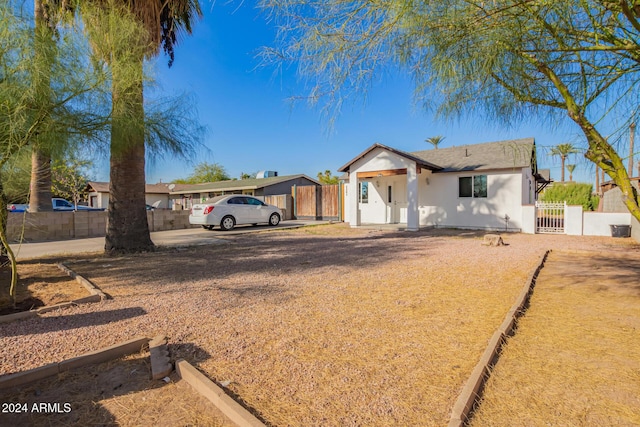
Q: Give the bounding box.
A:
[0,263,106,324]
[448,249,550,426]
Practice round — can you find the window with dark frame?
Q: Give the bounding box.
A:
[359,182,369,203]
[459,177,473,198]
[459,175,487,198]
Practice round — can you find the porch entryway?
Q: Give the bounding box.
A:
[384,177,408,224]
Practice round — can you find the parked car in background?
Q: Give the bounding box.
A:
[189,195,281,231]
[7,203,28,212]
[52,198,105,211]
[7,198,105,212]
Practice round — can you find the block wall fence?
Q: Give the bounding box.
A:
[7,211,195,243]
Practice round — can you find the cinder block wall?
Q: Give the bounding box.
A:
[147,210,193,232]
[7,211,196,242]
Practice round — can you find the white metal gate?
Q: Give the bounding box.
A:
[535,201,565,234]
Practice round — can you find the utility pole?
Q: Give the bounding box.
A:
[630,122,636,177]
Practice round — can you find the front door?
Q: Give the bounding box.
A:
[386,185,393,223]
[386,179,408,224]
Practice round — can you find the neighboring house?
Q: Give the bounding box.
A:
[86,174,320,211]
[170,174,320,210]
[338,138,549,231]
[86,182,176,210]
[600,178,640,212]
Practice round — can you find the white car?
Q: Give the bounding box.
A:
[189,195,281,231]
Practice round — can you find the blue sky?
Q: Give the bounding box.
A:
[115,2,598,185]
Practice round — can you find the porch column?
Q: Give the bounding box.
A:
[347,172,360,227]
[406,163,419,231]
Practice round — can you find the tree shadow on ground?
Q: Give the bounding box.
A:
[0,307,147,337]
[0,343,215,427]
[548,251,640,295]
[60,227,494,291]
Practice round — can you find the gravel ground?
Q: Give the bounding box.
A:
[1,225,637,426]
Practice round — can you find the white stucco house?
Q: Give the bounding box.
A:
[339,138,549,231]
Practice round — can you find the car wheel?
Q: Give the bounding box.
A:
[220,216,235,231]
[269,213,280,226]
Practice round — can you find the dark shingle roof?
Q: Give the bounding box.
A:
[411,138,536,172]
[169,174,320,195]
[87,181,175,194]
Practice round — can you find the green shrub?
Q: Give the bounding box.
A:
[541,182,598,211]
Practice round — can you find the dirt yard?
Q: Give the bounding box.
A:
[0,262,89,315]
[469,249,640,426]
[1,224,638,426]
[0,352,232,426]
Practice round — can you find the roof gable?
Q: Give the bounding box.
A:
[338,143,443,172]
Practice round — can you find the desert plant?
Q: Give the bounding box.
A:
[541,182,599,211]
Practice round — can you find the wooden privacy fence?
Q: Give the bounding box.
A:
[293,185,341,220]
[264,194,293,220]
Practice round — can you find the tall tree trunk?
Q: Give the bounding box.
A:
[595,165,600,195]
[104,55,153,254]
[29,0,53,213]
[630,122,635,177]
[560,156,566,182]
[29,149,53,211]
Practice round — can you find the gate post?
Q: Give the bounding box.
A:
[521,205,536,234]
[292,185,297,220]
[565,204,584,235]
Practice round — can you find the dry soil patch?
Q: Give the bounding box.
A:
[470,249,640,426]
[0,352,232,426]
[0,262,89,315]
[1,225,638,426]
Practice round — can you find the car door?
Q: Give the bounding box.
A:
[227,196,251,224]
[246,197,269,223]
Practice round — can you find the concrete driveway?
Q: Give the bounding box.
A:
[10,220,328,260]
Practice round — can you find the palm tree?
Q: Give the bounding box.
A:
[425,135,445,149]
[550,143,579,182]
[566,164,576,181]
[82,0,202,254]
[28,0,71,212]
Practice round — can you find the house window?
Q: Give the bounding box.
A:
[459,175,487,198]
[359,182,369,203]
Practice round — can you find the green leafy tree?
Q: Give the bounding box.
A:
[51,155,94,207]
[425,135,445,150]
[317,170,339,185]
[566,164,576,182]
[542,183,599,211]
[28,0,76,213]
[261,0,640,223]
[1,149,31,204]
[0,3,109,301]
[175,162,230,184]
[240,171,257,180]
[550,143,580,182]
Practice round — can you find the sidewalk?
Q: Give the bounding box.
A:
[10,220,329,260]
